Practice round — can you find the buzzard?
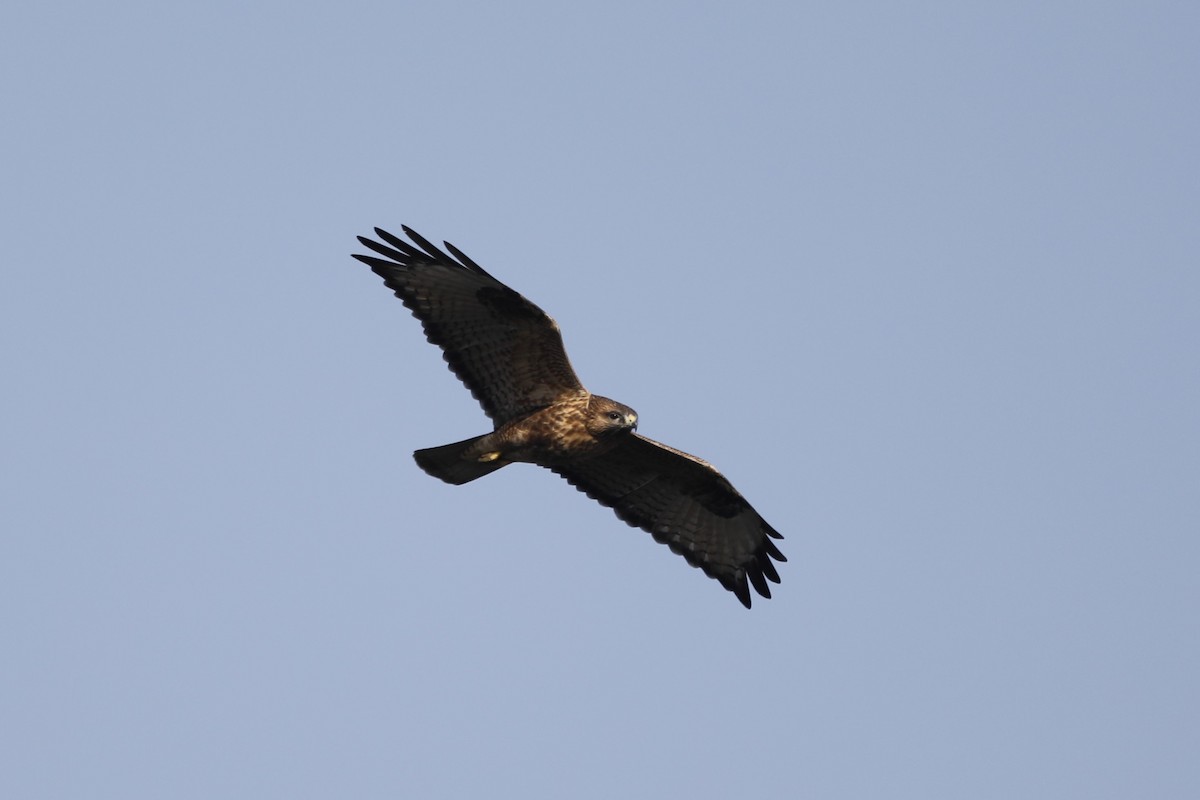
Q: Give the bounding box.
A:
[352,226,786,607]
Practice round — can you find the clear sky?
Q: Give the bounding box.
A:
[3,2,1197,797]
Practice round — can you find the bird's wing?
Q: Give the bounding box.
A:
[552,433,785,608]
[353,226,586,423]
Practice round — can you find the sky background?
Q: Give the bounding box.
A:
[3,2,1197,797]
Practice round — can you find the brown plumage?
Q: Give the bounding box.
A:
[351,226,786,607]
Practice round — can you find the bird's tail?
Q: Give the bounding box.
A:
[413,434,509,485]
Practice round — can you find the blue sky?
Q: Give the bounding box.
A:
[3,2,1197,797]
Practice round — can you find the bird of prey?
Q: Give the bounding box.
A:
[351,226,785,607]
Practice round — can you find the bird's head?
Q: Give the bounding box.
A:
[587,395,638,437]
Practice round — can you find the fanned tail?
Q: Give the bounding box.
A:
[413,435,509,485]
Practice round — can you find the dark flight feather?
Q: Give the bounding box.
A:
[352,230,585,423]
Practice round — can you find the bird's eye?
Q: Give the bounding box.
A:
[608,411,622,421]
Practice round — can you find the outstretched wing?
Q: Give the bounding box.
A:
[552,434,786,608]
[352,226,586,423]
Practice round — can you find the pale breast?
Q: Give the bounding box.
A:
[495,396,622,465]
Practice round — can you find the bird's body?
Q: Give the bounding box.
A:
[413,394,637,484]
[351,226,785,607]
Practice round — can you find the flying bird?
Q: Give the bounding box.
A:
[351,226,785,607]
